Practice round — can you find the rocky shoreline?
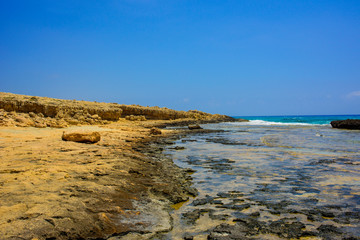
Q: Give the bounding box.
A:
[0,92,245,240]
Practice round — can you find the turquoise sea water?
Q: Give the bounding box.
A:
[159,115,360,239]
[234,115,360,125]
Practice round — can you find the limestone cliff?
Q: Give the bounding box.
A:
[0,92,234,128]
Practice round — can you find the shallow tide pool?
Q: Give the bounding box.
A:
[158,123,360,239]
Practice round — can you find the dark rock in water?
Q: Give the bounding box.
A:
[209,216,266,239]
[310,159,337,165]
[317,224,342,239]
[169,146,186,150]
[248,212,260,218]
[216,191,244,198]
[182,209,209,225]
[183,233,194,240]
[208,210,230,221]
[330,119,360,130]
[208,223,252,240]
[184,168,196,174]
[267,219,306,238]
[192,195,214,206]
[163,140,175,145]
[188,124,202,130]
[217,203,250,211]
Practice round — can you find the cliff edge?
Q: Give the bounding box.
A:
[0,92,235,128]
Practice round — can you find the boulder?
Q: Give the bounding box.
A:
[188,124,202,130]
[150,127,162,135]
[62,131,101,143]
[330,119,360,130]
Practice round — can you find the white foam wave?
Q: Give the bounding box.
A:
[229,120,326,126]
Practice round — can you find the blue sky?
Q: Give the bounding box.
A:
[1,0,359,116]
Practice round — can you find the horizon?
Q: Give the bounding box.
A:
[1,1,360,116]
[2,91,360,117]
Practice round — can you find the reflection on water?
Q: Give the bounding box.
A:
[158,124,360,239]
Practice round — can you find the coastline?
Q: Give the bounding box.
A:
[0,92,239,239]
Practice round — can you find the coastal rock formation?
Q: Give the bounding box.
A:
[0,92,237,128]
[330,119,360,130]
[62,131,101,143]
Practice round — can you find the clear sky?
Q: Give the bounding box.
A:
[1,0,359,116]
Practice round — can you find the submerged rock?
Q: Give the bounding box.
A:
[62,131,101,143]
[331,119,360,130]
[169,146,185,150]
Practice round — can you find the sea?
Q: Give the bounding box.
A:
[158,115,360,239]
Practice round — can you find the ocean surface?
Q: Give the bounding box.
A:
[159,115,360,239]
[235,114,360,125]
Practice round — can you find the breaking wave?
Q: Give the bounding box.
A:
[230,120,327,126]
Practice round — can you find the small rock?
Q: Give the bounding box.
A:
[150,127,162,135]
[192,195,214,206]
[170,146,185,150]
[188,124,202,130]
[183,233,194,240]
[62,131,101,143]
[184,168,196,174]
[182,209,203,225]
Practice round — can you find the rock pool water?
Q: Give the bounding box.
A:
[157,123,360,239]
